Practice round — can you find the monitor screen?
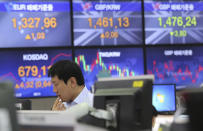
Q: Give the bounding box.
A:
[75,47,144,90]
[73,0,143,46]
[0,48,72,98]
[0,0,71,48]
[146,46,203,88]
[144,0,203,45]
[153,84,176,113]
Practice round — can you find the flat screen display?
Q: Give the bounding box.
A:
[145,0,203,45]
[73,0,143,46]
[75,48,144,90]
[146,46,203,88]
[0,49,72,98]
[0,0,71,47]
[153,84,176,112]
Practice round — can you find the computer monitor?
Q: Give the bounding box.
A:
[144,0,203,45]
[94,75,154,131]
[73,0,143,46]
[152,84,176,114]
[0,0,72,48]
[75,47,144,91]
[146,46,203,88]
[0,48,72,98]
[183,88,203,131]
[16,99,32,110]
[0,82,19,131]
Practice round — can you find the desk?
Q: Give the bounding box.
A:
[20,125,73,131]
[20,123,107,131]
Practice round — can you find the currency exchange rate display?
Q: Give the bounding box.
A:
[73,0,143,46]
[0,1,71,48]
[146,46,203,88]
[145,0,203,45]
[0,49,72,98]
[75,48,144,90]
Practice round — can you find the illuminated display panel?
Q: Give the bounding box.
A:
[145,0,203,45]
[73,0,143,46]
[0,1,71,48]
[0,49,72,98]
[146,46,203,88]
[153,84,176,112]
[75,48,144,90]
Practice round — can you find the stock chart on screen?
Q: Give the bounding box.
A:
[75,48,144,90]
[0,49,72,98]
[144,0,203,45]
[146,46,203,88]
[73,0,143,46]
[0,0,71,47]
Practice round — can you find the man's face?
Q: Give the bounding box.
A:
[51,75,73,102]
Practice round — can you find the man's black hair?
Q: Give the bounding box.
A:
[48,60,85,85]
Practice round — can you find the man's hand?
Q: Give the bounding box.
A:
[52,97,66,111]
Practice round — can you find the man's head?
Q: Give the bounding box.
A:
[48,60,85,102]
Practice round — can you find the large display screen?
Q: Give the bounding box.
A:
[153,84,176,112]
[0,49,72,98]
[75,48,144,90]
[145,0,203,45]
[0,1,71,48]
[146,46,203,88]
[73,0,143,46]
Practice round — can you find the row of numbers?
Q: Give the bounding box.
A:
[100,31,118,39]
[12,17,57,30]
[158,16,197,28]
[15,80,52,89]
[88,17,130,29]
[18,65,50,77]
[170,30,187,37]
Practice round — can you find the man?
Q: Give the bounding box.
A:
[48,60,93,111]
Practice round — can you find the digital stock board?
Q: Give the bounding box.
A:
[73,0,143,46]
[146,46,203,87]
[145,0,203,45]
[75,48,144,90]
[1,0,203,98]
[0,1,71,48]
[0,49,72,98]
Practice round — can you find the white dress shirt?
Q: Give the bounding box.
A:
[63,86,94,109]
